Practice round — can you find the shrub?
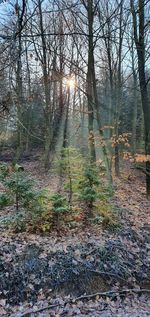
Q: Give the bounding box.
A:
[0,192,11,209]
[51,193,69,229]
[4,171,35,211]
[0,163,52,232]
[79,163,100,217]
[56,147,85,204]
[11,212,26,232]
[0,162,9,181]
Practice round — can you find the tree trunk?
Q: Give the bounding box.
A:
[86,0,96,163]
[16,8,24,160]
[87,0,112,183]
[131,43,138,155]
[38,0,51,169]
[62,87,70,149]
[131,0,150,198]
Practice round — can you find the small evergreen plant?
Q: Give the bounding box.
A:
[56,147,84,204]
[4,171,34,211]
[0,192,11,208]
[51,193,69,229]
[0,162,50,232]
[79,163,100,218]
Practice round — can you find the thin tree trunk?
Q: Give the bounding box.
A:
[38,0,51,169]
[16,6,24,160]
[62,87,70,149]
[25,41,32,152]
[87,0,96,163]
[114,1,124,177]
[131,40,138,154]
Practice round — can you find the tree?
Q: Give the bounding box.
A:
[131,0,150,198]
[86,0,96,162]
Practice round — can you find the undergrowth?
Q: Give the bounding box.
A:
[0,150,118,233]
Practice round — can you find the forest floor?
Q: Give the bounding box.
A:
[0,155,150,317]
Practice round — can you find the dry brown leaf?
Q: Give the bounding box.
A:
[0,299,6,307]
[0,306,7,315]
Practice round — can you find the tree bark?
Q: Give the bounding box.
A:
[38,0,51,169]
[131,0,150,198]
[86,0,113,183]
[86,0,96,163]
[16,3,24,160]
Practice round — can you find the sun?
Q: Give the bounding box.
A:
[64,76,76,88]
[67,78,76,88]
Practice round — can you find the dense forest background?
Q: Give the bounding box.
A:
[0,0,150,196]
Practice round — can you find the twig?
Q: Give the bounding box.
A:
[132,165,150,176]
[85,247,97,256]
[88,269,126,281]
[11,288,150,317]
[10,303,59,317]
[72,288,150,301]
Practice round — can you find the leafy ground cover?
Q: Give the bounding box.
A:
[0,159,150,316]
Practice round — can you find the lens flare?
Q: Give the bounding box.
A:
[64,76,76,88]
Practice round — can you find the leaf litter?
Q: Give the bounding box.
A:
[0,160,150,316]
